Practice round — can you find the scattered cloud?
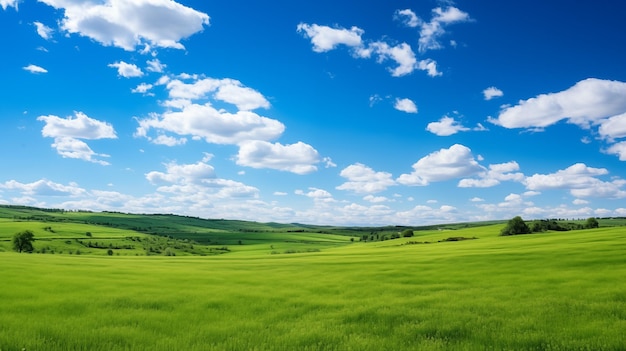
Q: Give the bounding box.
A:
[37,112,117,165]
[483,86,503,100]
[524,163,626,198]
[38,0,210,51]
[0,0,18,10]
[459,161,524,188]
[397,144,483,186]
[426,116,469,136]
[395,9,421,28]
[606,141,626,161]
[598,112,626,141]
[295,187,335,202]
[396,6,471,53]
[108,61,143,78]
[146,58,166,73]
[296,23,363,52]
[135,104,284,145]
[236,141,320,175]
[394,98,418,113]
[34,21,53,40]
[298,18,449,77]
[491,78,626,129]
[0,179,86,197]
[165,77,270,110]
[132,83,154,95]
[336,163,396,194]
[23,64,47,74]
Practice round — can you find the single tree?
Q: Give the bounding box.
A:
[585,217,599,229]
[12,230,35,253]
[500,216,531,236]
[401,229,414,237]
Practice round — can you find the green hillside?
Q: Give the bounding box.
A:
[1,223,625,350]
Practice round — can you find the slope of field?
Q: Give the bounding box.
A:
[1,225,624,350]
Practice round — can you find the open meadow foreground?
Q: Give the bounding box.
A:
[1,207,625,350]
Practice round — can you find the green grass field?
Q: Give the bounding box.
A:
[1,218,625,350]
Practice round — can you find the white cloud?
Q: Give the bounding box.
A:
[38,112,117,165]
[394,98,418,113]
[426,116,469,136]
[598,112,626,141]
[135,104,284,145]
[0,179,86,197]
[459,161,524,188]
[23,64,47,74]
[336,163,396,194]
[397,144,484,186]
[0,0,18,10]
[368,41,418,77]
[417,6,471,53]
[491,78,626,129]
[298,22,440,77]
[50,137,111,165]
[39,0,210,51]
[236,141,320,175]
[295,187,334,202]
[132,83,154,95]
[573,199,589,205]
[34,21,53,40]
[417,59,441,77]
[483,86,503,100]
[470,197,484,202]
[395,9,421,28]
[606,141,626,161]
[146,160,259,200]
[165,77,270,110]
[108,61,143,78]
[363,195,388,203]
[296,23,363,52]
[524,163,626,198]
[38,111,116,139]
[146,58,166,73]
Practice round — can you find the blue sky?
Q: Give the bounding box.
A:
[1,0,626,226]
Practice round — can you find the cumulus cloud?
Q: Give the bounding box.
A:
[598,112,626,141]
[34,21,53,40]
[236,140,320,175]
[492,78,626,129]
[146,159,258,199]
[408,6,471,53]
[296,23,363,52]
[395,9,421,28]
[0,179,86,197]
[394,98,418,113]
[483,86,503,100]
[426,116,469,136]
[367,41,419,77]
[524,163,626,198]
[39,0,210,51]
[23,64,47,74]
[135,104,284,145]
[397,144,484,186]
[38,111,116,139]
[295,187,335,203]
[0,0,18,10]
[336,163,396,194]
[298,22,440,77]
[132,83,153,95]
[606,141,626,161]
[459,161,525,188]
[146,58,166,73]
[165,77,270,110]
[108,61,143,78]
[38,112,117,164]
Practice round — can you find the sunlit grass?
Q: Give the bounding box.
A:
[1,226,625,350]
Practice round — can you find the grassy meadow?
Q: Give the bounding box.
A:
[1,209,625,350]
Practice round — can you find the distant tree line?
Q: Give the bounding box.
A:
[501,216,599,236]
